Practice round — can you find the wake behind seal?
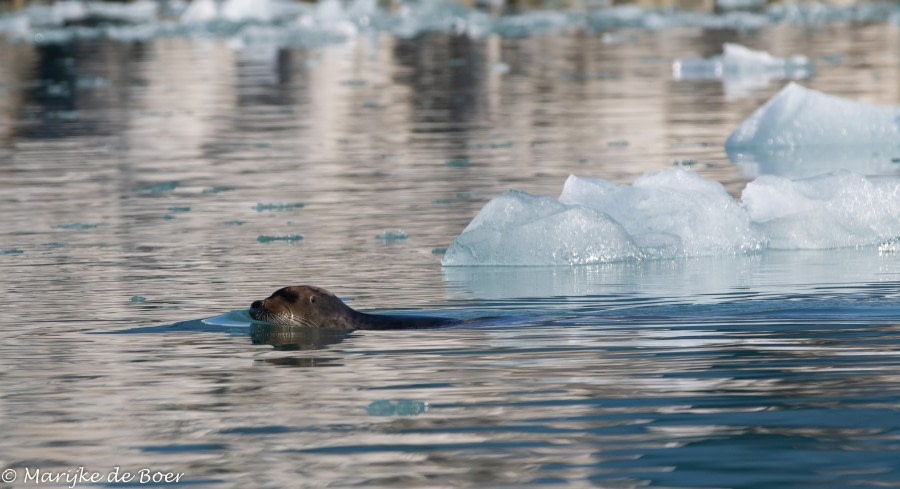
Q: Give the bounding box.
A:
[248,285,458,330]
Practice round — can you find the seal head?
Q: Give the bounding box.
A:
[249,285,456,330]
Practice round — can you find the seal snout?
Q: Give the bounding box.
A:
[250,300,263,310]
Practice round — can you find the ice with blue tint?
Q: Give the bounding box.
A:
[726,83,900,149]
[442,169,900,266]
[559,170,763,257]
[726,83,900,177]
[440,190,643,266]
[673,44,812,97]
[743,170,900,249]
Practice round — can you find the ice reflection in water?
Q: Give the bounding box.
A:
[0,16,898,489]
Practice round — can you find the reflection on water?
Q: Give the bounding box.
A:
[727,145,900,178]
[0,14,899,489]
[443,248,899,301]
[249,323,354,350]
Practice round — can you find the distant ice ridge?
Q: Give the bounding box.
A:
[2,0,900,47]
[673,43,812,96]
[441,169,900,266]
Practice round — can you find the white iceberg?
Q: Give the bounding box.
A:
[725,83,900,177]
[442,169,900,266]
[726,82,900,149]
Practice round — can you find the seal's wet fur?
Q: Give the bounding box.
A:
[249,285,457,330]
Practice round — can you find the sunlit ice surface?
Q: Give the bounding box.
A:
[0,2,899,488]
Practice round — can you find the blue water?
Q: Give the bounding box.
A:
[0,2,899,488]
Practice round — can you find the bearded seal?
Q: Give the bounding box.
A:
[248,285,458,330]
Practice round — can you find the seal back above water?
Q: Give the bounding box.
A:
[249,285,457,330]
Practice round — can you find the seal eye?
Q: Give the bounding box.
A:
[309,295,316,303]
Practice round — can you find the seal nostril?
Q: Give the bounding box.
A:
[250,300,262,310]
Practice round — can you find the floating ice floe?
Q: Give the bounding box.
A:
[441,168,900,266]
[726,83,900,177]
[673,43,812,97]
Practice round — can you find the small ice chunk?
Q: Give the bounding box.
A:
[366,400,428,416]
[257,234,303,243]
[203,186,234,194]
[132,181,178,194]
[673,43,812,83]
[180,0,218,23]
[377,230,408,241]
[879,238,899,254]
[742,170,900,249]
[254,202,305,211]
[445,158,470,167]
[716,0,766,10]
[492,62,510,74]
[222,0,274,22]
[53,223,98,230]
[726,83,900,150]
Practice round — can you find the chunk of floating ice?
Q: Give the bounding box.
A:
[366,400,428,416]
[726,83,900,176]
[673,43,812,83]
[254,202,305,211]
[442,169,900,266]
[202,186,234,194]
[879,238,899,254]
[716,0,766,10]
[726,83,900,150]
[257,234,303,243]
[53,223,98,230]
[132,181,178,193]
[445,158,470,167]
[377,230,408,241]
[180,0,218,23]
[742,170,900,249]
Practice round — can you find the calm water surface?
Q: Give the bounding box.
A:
[1,12,899,489]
